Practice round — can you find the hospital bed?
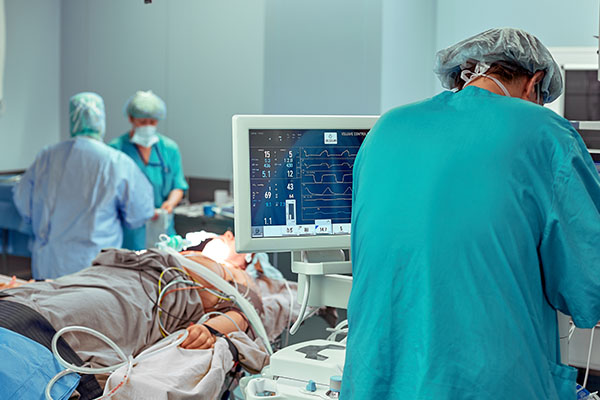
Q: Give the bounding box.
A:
[0,245,301,400]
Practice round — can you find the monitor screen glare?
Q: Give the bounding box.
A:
[249,128,368,238]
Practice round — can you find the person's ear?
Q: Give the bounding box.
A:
[522,71,545,104]
[224,231,234,240]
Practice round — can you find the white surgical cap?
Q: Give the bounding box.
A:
[433,28,563,104]
[69,92,106,139]
[124,90,167,120]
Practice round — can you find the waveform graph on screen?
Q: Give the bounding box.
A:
[300,146,359,223]
[247,127,370,238]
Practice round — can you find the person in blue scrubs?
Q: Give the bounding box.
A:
[13,92,154,279]
[109,90,189,250]
[343,28,600,399]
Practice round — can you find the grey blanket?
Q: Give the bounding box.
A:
[4,248,205,368]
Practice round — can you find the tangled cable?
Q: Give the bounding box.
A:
[45,326,188,400]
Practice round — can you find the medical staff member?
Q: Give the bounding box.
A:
[343,28,600,399]
[13,92,154,279]
[110,90,188,250]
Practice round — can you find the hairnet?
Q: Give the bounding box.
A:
[69,92,106,139]
[433,28,563,103]
[124,90,166,120]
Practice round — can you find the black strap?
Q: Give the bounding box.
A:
[203,324,239,364]
[0,300,103,399]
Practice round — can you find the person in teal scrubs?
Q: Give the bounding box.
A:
[343,28,600,399]
[109,90,188,250]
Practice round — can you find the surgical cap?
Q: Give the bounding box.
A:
[433,28,563,104]
[124,90,167,120]
[69,92,106,139]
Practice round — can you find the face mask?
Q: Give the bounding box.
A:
[131,125,158,147]
[462,63,544,106]
[461,63,512,97]
[202,238,231,263]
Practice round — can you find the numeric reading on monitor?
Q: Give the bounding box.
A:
[249,129,368,238]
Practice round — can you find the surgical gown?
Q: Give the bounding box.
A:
[343,86,600,399]
[109,133,188,250]
[13,137,154,279]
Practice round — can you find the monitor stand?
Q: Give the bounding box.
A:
[291,250,352,310]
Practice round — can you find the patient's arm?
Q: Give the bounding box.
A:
[0,276,32,290]
[205,310,249,335]
[181,310,249,349]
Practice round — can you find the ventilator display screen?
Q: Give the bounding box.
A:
[248,129,368,238]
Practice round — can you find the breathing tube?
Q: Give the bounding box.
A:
[163,247,273,354]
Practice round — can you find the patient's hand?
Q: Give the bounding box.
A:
[181,324,216,350]
[0,276,32,290]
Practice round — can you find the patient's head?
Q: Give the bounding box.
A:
[182,250,258,296]
[200,231,251,270]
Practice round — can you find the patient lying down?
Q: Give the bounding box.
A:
[0,246,297,399]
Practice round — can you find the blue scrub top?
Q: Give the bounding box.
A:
[343,87,600,399]
[109,132,188,250]
[13,137,154,279]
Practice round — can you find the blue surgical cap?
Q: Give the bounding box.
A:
[124,90,166,120]
[433,28,563,104]
[69,92,106,139]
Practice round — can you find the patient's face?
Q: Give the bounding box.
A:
[202,231,249,269]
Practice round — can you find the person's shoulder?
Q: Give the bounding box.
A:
[74,137,124,159]
[43,139,74,153]
[71,137,133,165]
[102,145,147,180]
[513,101,580,144]
[34,139,77,162]
[379,92,448,122]
[103,144,137,167]
[157,134,180,150]
[107,132,130,148]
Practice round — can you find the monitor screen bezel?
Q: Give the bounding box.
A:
[232,114,378,253]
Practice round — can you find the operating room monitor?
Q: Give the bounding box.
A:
[232,115,378,253]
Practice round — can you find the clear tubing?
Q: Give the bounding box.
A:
[289,275,311,335]
[199,311,243,333]
[283,279,295,346]
[584,326,596,388]
[46,326,188,400]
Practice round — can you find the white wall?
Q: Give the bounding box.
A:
[380,0,437,112]
[263,0,382,116]
[4,1,600,175]
[61,0,266,179]
[0,0,61,171]
[435,0,598,50]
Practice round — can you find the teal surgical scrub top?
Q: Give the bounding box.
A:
[110,133,188,250]
[342,87,600,399]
